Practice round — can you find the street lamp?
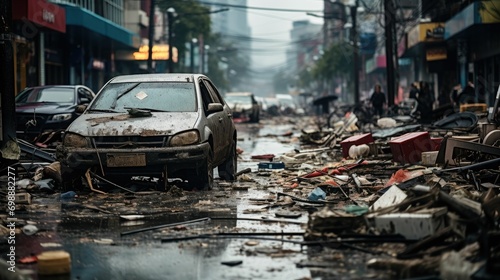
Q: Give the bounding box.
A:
[203,45,210,73]
[167,7,176,73]
[190,38,197,73]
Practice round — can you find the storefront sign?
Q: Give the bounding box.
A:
[407,23,445,49]
[445,2,500,39]
[365,55,386,74]
[426,46,447,61]
[13,0,66,33]
[133,44,178,62]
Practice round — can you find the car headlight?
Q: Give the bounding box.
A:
[48,113,72,122]
[170,130,200,146]
[63,133,89,148]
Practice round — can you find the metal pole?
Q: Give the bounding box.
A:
[351,2,359,105]
[168,11,173,73]
[0,0,19,161]
[384,0,396,107]
[147,0,155,73]
[190,38,196,73]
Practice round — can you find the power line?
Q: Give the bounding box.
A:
[198,1,323,13]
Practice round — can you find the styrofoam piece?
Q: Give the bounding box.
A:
[374,207,447,240]
[370,185,407,211]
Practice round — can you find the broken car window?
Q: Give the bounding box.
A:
[90,82,197,113]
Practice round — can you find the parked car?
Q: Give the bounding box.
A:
[15,85,96,141]
[224,92,260,123]
[56,74,237,191]
[276,93,302,115]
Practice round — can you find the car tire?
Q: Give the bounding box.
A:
[191,148,214,191]
[218,138,237,181]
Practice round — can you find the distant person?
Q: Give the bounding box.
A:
[370,84,386,117]
[417,81,434,124]
[409,82,419,99]
[458,81,475,104]
[450,83,462,106]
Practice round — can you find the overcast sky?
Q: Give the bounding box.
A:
[247,0,324,70]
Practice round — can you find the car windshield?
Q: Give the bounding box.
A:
[90,82,197,112]
[225,95,252,104]
[15,87,75,104]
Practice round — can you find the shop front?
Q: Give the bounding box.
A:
[12,0,66,93]
[403,22,450,99]
[445,1,500,105]
[59,3,139,92]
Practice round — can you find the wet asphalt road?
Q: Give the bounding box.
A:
[3,118,388,280]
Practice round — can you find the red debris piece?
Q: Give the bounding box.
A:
[303,167,329,178]
[385,169,411,186]
[19,255,38,264]
[251,154,275,160]
[340,133,374,158]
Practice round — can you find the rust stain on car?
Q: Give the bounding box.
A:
[89,114,130,126]
[140,129,162,136]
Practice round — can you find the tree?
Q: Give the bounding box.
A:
[312,42,353,96]
[313,42,352,81]
[157,0,211,70]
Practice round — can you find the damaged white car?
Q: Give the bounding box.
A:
[56,74,237,191]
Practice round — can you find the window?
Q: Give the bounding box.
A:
[90,82,197,112]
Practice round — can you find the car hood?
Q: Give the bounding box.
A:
[67,112,200,137]
[16,103,75,114]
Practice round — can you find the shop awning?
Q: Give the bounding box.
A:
[445,1,500,40]
[60,3,139,49]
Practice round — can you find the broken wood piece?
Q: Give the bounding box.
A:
[85,169,107,195]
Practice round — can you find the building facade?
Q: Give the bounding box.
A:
[11,0,141,93]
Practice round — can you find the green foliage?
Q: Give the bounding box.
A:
[157,0,212,68]
[312,42,353,81]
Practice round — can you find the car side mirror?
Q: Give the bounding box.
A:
[207,103,223,114]
[76,104,87,113]
[80,97,91,104]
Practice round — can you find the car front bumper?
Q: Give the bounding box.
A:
[58,142,210,173]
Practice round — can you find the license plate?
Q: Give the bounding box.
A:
[107,153,146,167]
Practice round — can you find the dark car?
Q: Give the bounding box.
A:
[15,85,96,141]
[56,73,237,191]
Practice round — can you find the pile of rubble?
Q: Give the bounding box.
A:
[248,111,500,279]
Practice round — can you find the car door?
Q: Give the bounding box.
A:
[203,79,233,156]
[198,78,225,159]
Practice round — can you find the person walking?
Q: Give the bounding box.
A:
[370,84,386,117]
[417,81,434,124]
[409,82,419,99]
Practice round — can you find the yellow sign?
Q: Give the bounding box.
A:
[407,23,445,49]
[426,46,447,61]
[133,44,178,62]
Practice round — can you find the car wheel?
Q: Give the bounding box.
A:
[191,148,214,191]
[218,138,237,181]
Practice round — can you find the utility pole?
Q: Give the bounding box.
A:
[167,7,176,73]
[0,0,19,165]
[384,0,396,107]
[351,1,360,105]
[147,0,155,73]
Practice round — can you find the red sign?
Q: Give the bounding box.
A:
[13,0,66,33]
